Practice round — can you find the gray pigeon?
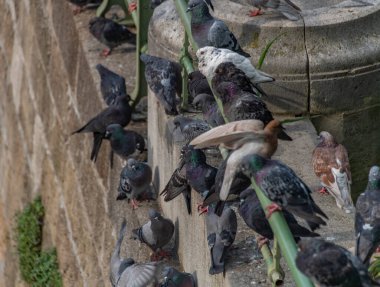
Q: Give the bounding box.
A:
[296,238,373,287]
[89,17,136,57]
[187,0,250,57]
[140,53,181,116]
[172,115,211,144]
[105,124,145,164]
[117,158,153,209]
[71,94,132,162]
[206,204,237,275]
[355,165,380,265]
[131,209,175,260]
[192,93,225,127]
[151,0,166,9]
[160,267,197,287]
[110,219,158,287]
[239,154,328,231]
[96,64,127,106]
[250,0,301,21]
[239,188,319,247]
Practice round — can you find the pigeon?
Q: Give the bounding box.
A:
[68,0,102,14]
[131,209,174,260]
[71,94,132,162]
[188,71,212,102]
[312,131,354,213]
[104,124,145,166]
[192,93,225,127]
[110,219,158,287]
[96,64,127,106]
[187,0,250,57]
[212,81,291,141]
[159,267,196,287]
[355,165,380,265]
[196,46,274,83]
[160,156,192,214]
[239,188,319,247]
[206,204,237,275]
[296,238,373,287]
[212,61,268,97]
[117,158,153,209]
[239,154,328,231]
[172,115,211,144]
[89,17,136,57]
[182,145,217,198]
[250,0,302,21]
[151,0,167,9]
[140,53,182,116]
[191,119,287,215]
[201,157,251,214]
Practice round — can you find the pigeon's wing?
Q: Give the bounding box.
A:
[190,119,264,149]
[232,93,273,124]
[208,21,249,57]
[312,146,335,181]
[335,144,352,182]
[118,262,157,287]
[180,121,211,143]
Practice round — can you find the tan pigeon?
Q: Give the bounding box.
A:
[312,131,354,213]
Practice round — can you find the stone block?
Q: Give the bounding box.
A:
[0,0,15,64]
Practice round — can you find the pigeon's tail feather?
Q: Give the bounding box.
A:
[183,187,192,214]
[237,49,251,58]
[278,129,292,141]
[252,70,275,84]
[91,133,103,162]
[116,190,128,201]
[276,0,301,20]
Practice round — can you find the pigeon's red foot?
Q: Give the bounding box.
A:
[150,250,172,261]
[266,203,282,219]
[128,2,137,13]
[101,48,111,57]
[197,202,208,215]
[249,9,263,17]
[257,235,269,249]
[376,247,380,253]
[318,187,329,195]
[130,199,139,210]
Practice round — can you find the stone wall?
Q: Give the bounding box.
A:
[0,1,151,286]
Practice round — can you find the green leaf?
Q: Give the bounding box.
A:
[256,33,286,70]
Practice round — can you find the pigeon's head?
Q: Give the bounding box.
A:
[186,0,214,12]
[135,134,146,154]
[317,131,337,147]
[239,188,256,204]
[214,62,236,76]
[105,124,123,139]
[140,53,154,65]
[173,115,186,129]
[188,70,206,82]
[181,145,207,164]
[368,165,380,189]
[192,93,214,109]
[239,154,267,177]
[297,238,327,256]
[127,158,138,170]
[148,209,161,219]
[162,266,175,279]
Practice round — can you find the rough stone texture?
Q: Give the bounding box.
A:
[0,1,163,287]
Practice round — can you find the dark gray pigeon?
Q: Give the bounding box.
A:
[89,17,136,57]
[296,238,373,287]
[355,165,380,265]
[160,267,196,287]
[105,124,145,166]
[71,94,132,162]
[239,154,328,231]
[239,188,319,247]
[131,209,174,260]
[140,53,181,116]
[172,115,211,144]
[192,93,225,127]
[96,64,127,106]
[187,0,250,57]
[188,71,212,102]
[206,204,237,275]
[110,219,158,287]
[182,145,217,198]
[250,0,301,21]
[117,158,153,209]
[160,156,192,214]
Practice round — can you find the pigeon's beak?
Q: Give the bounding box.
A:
[186,7,191,12]
[104,130,111,139]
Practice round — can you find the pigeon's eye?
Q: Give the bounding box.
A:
[200,51,204,55]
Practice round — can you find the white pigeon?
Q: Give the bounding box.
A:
[196,46,274,83]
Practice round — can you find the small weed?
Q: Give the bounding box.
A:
[15,197,62,287]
